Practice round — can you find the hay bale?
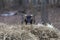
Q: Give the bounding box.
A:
[0,23,60,40]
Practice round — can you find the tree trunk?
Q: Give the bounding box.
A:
[41,0,49,24]
[0,0,5,10]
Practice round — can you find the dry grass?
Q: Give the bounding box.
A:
[0,23,60,40]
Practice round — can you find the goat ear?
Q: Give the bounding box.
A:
[25,15,27,16]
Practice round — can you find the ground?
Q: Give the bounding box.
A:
[0,7,60,29]
[0,8,60,29]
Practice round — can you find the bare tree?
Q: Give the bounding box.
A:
[0,0,5,10]
[41,0,50,24]
[57,0,60,7]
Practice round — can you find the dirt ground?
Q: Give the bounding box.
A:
[0,7,60,30]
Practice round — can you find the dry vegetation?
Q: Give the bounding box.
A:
[0,23,60,40]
